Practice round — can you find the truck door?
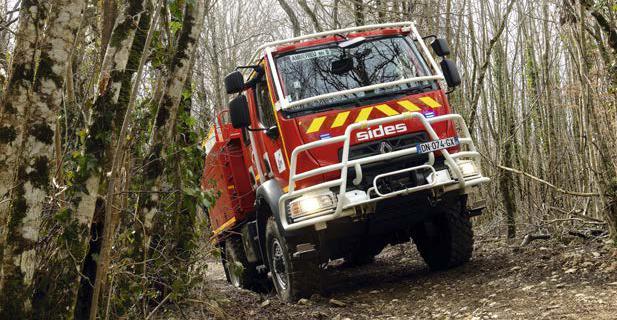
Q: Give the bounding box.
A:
[252,79,288,186]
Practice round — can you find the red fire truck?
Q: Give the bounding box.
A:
[201,22,489,302]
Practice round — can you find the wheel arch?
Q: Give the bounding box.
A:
[254,179,285,263]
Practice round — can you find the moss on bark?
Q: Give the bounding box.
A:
[35,51,66,91]
[29,156,51,189]
[108,0,143,50]
[0,182,34,319]
[29,123,54,145]
[0,265,29,318]
[0,126,17,143]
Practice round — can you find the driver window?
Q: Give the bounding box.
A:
[255,81,277,128]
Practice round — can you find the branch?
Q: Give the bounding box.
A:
[145,292,172,320]
[496,164,600,197]
[543,217,606,225]
[520,233,550,246]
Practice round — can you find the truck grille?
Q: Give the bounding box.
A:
[338,132,432,190]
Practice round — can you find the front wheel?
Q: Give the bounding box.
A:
[265,217,322,302]
[411,197,473,270]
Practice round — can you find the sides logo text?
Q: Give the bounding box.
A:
[356,123,407,142]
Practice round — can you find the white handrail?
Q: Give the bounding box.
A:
[256,22,416,53]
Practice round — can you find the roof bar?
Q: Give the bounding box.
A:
[256,21,415,53]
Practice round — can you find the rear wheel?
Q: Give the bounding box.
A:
[411,197,473,270]
[265,217,322,302]
[223,237,259,289]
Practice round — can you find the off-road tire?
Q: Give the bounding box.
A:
[223,237,260,289]
[265,217,322,302]
[411,197,473,270]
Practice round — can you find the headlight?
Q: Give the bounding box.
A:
[288,191,336,220]
[456,159,480,177]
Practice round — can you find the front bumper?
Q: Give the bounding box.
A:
[278,112,490,231]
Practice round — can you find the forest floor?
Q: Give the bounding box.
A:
[170,229,617,320]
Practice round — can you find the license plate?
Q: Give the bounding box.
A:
[416,137,459,154]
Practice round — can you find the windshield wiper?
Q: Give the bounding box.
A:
[363,83,435,102]
[286,94,363,116]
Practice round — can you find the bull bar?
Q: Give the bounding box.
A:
[278,112,490,231]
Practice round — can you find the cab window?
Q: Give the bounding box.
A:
[255,81,277,128]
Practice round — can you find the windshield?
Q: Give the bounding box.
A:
[276,36,432,112]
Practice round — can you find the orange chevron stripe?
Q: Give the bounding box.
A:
[398,100,421,112]
[306,116,326,133]
[355,107,373,122]
[375,104,399,116]
[331,111,350,128]
[419,97,442,109]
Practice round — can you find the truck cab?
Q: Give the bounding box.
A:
[203,22,489,302]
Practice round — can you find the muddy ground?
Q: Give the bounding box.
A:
[167,230,617,320]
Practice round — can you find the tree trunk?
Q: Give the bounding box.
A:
[88,1,161,317]
[99,0,118,65]
[1,1,49,256]
[71,0,149,318]
[0,0,85,317]
[141,0,205,217]
[298,0,322,32]
[354,0,365,26]
[332,0,340,29]
[277,0,301,37]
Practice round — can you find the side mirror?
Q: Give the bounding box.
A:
[224,71,245,94]
[229,95,250,128]
[440,59,461,88]
[431,39,451,57]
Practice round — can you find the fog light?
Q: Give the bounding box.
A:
[288,191,336,220]
[456,159,480,177]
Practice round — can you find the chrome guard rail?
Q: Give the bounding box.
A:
[278,112,490,231]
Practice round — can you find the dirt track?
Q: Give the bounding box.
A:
[179,232,617,320]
